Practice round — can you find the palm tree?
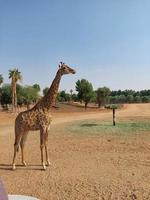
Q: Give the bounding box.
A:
[0,74,4,109]
[0,74,4,86]
[70,89,73,101]
[9,69,22,112]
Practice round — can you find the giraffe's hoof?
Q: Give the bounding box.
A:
[42,164,46,170]
[12,164,16,170]
[22,161,27,167]
[46,160,52,166]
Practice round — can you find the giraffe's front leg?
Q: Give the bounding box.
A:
[40,130,46,170]
[21,148,27,167]
[45,144,51,166]
[40,145,46,170]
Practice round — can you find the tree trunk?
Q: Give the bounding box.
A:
[11,80,17,112]
[85,102,88,110]
[0,90,2,111]
[14,82,17,109]
[113,108,116,126]
[98,102,101,108]
[12,82,15,112]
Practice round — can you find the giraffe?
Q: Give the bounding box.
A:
[12,62,76,170]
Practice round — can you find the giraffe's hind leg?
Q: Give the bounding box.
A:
[20,131,28,167]
[12,145,18,170]
[12,133,22,170]
[45,128,51,166]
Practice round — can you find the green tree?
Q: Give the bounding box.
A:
[43,87,49,96]
[33,84,40,92]
[57,90,71,102]
[91,91,97,103]
[70,89,73,101]
[140,90,150,96]
[123,90,135,97]
[72,93,78,102]
[1,84,11,109]
[108,96,118,104]
[22,86,40,109]
[9,68,22,111]
[109,89,150,103]
[0,74,4,107]
[76,79,94,109]
[118,95,126,103]
[0,84,40,109]
[142,96,150,103]
[16,84,25,106]
[0,74,4,86]
[96,87,111,108]
[126,95,134,103]
[134,95,142,103]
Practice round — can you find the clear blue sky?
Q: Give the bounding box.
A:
[0,0,150,92]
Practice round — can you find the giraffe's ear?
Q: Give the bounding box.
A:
[59,62,62,68]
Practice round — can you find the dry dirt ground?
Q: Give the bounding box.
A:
[1,104,150,200]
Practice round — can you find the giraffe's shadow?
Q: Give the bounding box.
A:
[0,163,47,171]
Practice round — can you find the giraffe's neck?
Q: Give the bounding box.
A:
[35,70,62,110]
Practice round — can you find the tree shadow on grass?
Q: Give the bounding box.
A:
[81,123,98,127]
[80,123,113,128]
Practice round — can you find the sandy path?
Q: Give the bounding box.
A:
[1,104,150,200]
[52,103,150,124]
[0,103,150,127]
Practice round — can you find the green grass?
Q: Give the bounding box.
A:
[66,118,150,136]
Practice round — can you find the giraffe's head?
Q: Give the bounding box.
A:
[59,62,76,75]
